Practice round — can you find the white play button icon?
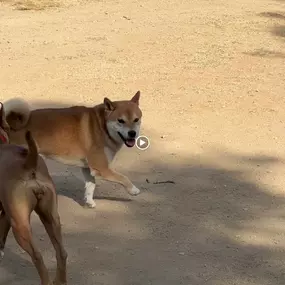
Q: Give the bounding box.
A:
[136,136,150,150]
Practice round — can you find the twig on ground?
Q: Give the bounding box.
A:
[153,180,175,185]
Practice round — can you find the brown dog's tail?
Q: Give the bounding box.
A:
[24,131,38,170]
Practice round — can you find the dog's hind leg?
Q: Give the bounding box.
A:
[11,218,50,285]
[0,211,11,259]
[36,198,67,285]
[81,167,96,208]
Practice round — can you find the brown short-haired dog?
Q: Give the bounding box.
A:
[0,102,67,285]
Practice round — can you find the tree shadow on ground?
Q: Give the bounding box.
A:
[246,10,285,58]
[244,48,285,58]
[47,160,133,206]
[258,10,285,39]
[272,25,285,37]
[258,11,285,20]
[1,147,285,285]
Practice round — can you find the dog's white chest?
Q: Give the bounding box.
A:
[104,147,116,164]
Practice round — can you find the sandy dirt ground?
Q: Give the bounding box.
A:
[0,0,285,284]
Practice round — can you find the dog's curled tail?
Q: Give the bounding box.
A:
[3,98,30,130]
[24,131,38,171]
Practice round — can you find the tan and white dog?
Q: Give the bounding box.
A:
[3,91,142,208]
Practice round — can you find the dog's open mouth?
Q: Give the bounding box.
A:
[118,132,136,148]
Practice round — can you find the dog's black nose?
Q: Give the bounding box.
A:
[128,130,136,138]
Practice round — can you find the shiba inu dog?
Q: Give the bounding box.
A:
[3,91,142,208]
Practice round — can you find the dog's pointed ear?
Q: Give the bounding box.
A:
[104,97,115,111]
[131,91,140,105]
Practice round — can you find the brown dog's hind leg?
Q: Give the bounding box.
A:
[0,212,11,259]
[11,219,50,285]
[36,192,67,285]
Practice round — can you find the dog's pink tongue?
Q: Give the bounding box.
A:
[126,139,136,147]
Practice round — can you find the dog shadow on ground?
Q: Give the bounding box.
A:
[1,146,285,285]
[45,158,133,207]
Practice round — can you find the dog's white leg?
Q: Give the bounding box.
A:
[0,250,4,259]
[84,182,96,208]
[81,168,96,208]
[129,185,140,195]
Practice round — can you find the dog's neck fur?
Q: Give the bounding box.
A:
[93,104,124,150]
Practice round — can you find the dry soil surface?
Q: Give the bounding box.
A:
[1,0,285,284]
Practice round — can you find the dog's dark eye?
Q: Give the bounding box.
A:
[134,118,139,123]
[118,119,125,124]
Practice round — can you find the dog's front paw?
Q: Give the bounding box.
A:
[129,185,141,196]
[84,200,96,209]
